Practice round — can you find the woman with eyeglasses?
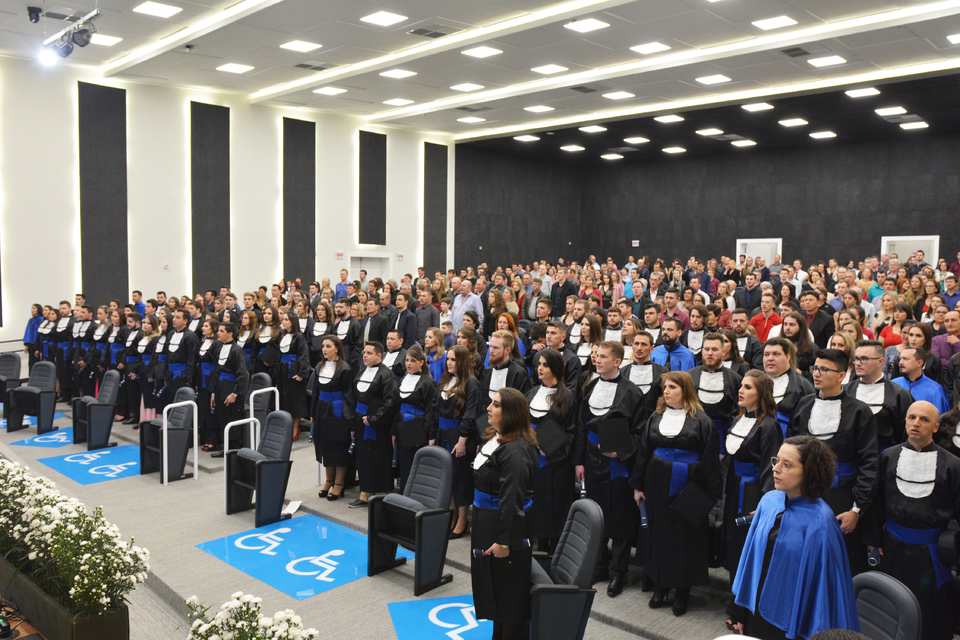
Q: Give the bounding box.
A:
[730,435,859,639]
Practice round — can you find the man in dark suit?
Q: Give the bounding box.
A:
[389,292,418,349]
[800,290,834,349]
[550,267,579,318]
[361,299,388,347]
[733,272,762,314]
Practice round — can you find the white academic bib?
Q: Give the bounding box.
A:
[808,398,842,439]
[855,381,886,415]
[588,380,617,416]
[697,370,725,405]
[772,374,789,404]
[896,448,938,499]
[318,360,337,384]
[357,366,377,393]
[488,368,509,398]
[473,436,501,470]
[726,416,757,455]
[660,408,687,438]
[529,386,556,419]
[399,374,419,398]
[628,363,653,394]
[441,376,458,400]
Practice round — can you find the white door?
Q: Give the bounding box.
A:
[880,236,940,268]
[349,255,391,283]
[736,238,782,267]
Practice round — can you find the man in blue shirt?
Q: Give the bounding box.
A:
[941,275,960,310]
[650,317,697,372]
[892,348,949,414]
[131,290,146,317]
[335,269,350,300]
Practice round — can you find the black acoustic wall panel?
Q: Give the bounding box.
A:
[191,101,230,294]
[283,117,316,283]
[78,82,128,307]
[359,130,387,245]
[423,142,448,274]
[454,145,582,269]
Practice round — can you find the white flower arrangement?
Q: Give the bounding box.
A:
[186,592,318,640]
[0,457,150,618]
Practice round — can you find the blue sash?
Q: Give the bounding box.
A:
[653,447,702,497]
[831,461,856,488]
[200,362,215,388]
[317,390,344,419]
[126,355,139,363]
[439,416,461,452]
[714,419,728,456]
[142,355,152,366]
[58,341,71,359]
[242,348,251,366]
[43,340,51,357]
[168,363,188,379]
[355,401,377,441]
[473,489,533,511]
[80,342,92,350]
[586,430,629,480]
[219,372,237,382]
[109,343,124,365]
[886,520,951,589]
[733,460,759,513]
[775,411,791,438]
[531,421,548,468]
[399,402,425,422]
[157,354,167,363]
[281,353,299,378]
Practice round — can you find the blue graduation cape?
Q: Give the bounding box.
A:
[733,491,860,640]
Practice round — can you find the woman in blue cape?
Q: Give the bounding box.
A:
[731,435,860,639]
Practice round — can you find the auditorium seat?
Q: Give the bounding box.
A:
[72,369,120,450]
[225,410,294,528]
[853,571,921,640]
[368,446,454,596]
[0,352,23,396]
[5,361,56,434]
[529,499,604,640]
[139,387,197,483]
[246,372,274,448]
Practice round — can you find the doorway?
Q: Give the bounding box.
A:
[735,238,782,268]
[349,254,392,284]
[880,235,940,269]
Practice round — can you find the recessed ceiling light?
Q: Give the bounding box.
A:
[563,18,608,33]
[514,135,540,142]
[846,87,879,97]
[779,118,807,126]
[133,1,182,18]
[947,33,960,44]
[561,145,585,151]
[624,137,649,144]
[532,64,568,75]
[663,147,686,154]
[525,105,554,113]
[654,115,683,123]
[383,98,414,106]
[601,154,623,160]
[313,86,347,95]
[696,128,723,136]
[280,40,322,53]
[742,103,774,111]
[217,63,254,74]
[630,42,671,55]
[360,11,407,27]
[752,16,798,30]
[696,74,731,85]
[451,83,484,92]
[808,55,846,67]
[810,131,836,139]
[875,106,906,116]
[90,34,122,46]
[579,125,606,133]
[458,117,486,124]
[462,46,502,58]
[732,140,756,147]
[602,91,635,100]
[900,121,928,129]
[380,69,417,78]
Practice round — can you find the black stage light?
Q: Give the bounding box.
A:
[71,23,95,47]
[27,6,41,23]
[51,37,73,58]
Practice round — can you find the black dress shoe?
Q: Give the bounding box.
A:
[649,588,670,609]
[606,575,624,597]
[672,589,689,617]
[210,449,224,458]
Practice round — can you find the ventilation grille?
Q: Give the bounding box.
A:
[607,147,640,153]
[407,24,463,39]
[713,134,745,141]
[882,114,922,123]
[456,105,492,113]
[294,62,332,71]
[570,85,597,94]
[781,42,832,58]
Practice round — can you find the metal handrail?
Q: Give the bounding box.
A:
[161,400,198,486]
[247,386,278,449]
[223,417,261,515]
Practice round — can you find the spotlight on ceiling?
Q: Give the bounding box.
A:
[50,37,74,58]
[27,6,42,23]
[71,23,97,47]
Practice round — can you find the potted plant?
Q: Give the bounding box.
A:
[186,592,318,640]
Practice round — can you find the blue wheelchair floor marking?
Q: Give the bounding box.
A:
[196,514,414,600]
[37,445,140,485]
[11,427,75,448]
[389,595,492,640]
[0,412,66,430]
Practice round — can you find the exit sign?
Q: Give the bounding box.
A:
[335,253,344,260]
[631,240,639,247]
[396,254,404,261]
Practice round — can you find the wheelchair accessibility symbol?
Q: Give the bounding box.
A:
[38,445,141,485]
[234,529,292,556]
[10,426,74,449]
[286,550,345,582]
[64,451,109,464]
[429,603,482,640]
[90,462,137,477]
[34,431,71,444]
[388,595,491,640]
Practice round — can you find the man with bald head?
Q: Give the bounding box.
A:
[866,401,960,640]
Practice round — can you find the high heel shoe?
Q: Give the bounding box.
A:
[649,588,670,609]
[292,427,300,441]
[318,484,333,498]
[672,588,689,617]
[327,483,344,501]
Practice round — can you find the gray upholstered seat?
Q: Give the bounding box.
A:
[853,571,922,640]
[226,410,294,528]
[5,361,57,434]
[0,352,22,395]
[139,387,197,483]
[72,369,120,449]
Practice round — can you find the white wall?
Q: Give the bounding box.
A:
[0,54,454,343]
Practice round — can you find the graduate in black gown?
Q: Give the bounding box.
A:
[720,329,751,378]
[310,335,354,502]
[350,341,399,507]
[394,345,436,492]
[762,338,814,437]
[381,329,407,379]
[210,321,249,455]
[680,304,707,365]
[119,312,144,423]
[70,305,96,398]
[630,370,721,616]
[150,313,171,411]
[332,298,363,368]
[101,309,128,413]
[620,331,665,420]
[53,301,76,401]
[84,307,109,398]
[480,331,530,400]
[196,317,220,451]
[34,307,56,366]
[527,321,582,400]
[865,401,960,640]
[730,309,764,370]
[690,332,743,455]
[731,436,860,639]
[135,316,161,424]
[164,310,200,404]
[525,348,576,549]
[846,339,913,452]
[254,306,281,386]
[235,311,260,371]
[278,311,311,441]
[430,344,480,538]
[574,341,645,598]
[470,387,539,640]
[787,349,879,576]
[723,371,782,588]
[307,301,333,367]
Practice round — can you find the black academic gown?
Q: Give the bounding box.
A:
[333,318,363,368]
[846,378,913,451]
[136,334,160,411]
[196,337,220,444]
[85,323,110,392]
[254,330,280,384]
[394,373,436,490]
[620,361,667,423]
[353,363,399,494]
[736,334,764,370]
[865,443,960,640]
[681,328,705,363]
[380,348,407,379]
[53,315,76,398]
[770,369,814,437]
[431,376,481,508]
[787,390,879,575]
[723,412,782,579]
[71,320,96,397]
[34,320,54,364]
[235,330,259,372]
[164,329,199,397]
[121,328,145,419]
[630,408,722,589]
[574,375,645,541]
[306,321,331,366]
[690,365,742,455]
[278,332,311,420]
[213,341,250,449]
[480,358,531,400]
[525,384,577,539]
[309,359,355,468]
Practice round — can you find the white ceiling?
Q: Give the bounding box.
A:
[3,0,960,138]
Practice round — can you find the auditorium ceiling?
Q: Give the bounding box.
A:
[3,0,960,151]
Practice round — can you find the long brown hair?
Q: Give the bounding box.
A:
[737,370,778,425]
[656,370,703,418]
[486,387,537,447]
[439,345,474,413]
[320,335,345,377]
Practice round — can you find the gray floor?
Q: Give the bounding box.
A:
[0,405,734,640]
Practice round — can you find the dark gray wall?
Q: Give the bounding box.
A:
[283,117,316,283]
[455,146,583,269]
[423,142,448,277]
[455,134,960,269]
